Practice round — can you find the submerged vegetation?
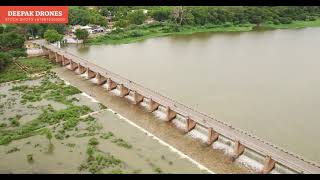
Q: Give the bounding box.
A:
[78,139,123,174]
[10,73,81,105]
[0,104,92,145]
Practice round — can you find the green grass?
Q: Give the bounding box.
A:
[262,18,320,29]
[0,57,54,83]
[18,57,55,74]
[0,62,28,83]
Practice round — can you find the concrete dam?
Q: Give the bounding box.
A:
[33,41,320,174]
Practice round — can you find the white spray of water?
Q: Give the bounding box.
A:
[172,119,186,130]
[66,64,72,70]
[111,89,121,96]
[153,110,167,120]
[212,141,234,156]
[90,78,98,84]
[236,155,264,172]
[188,129,208,143]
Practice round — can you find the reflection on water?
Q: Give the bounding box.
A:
[63,28,320,163]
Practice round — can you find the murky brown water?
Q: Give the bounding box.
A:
[62,28,320,163]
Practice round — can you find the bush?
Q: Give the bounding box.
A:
[8,48,27,58]
[0,52,12,71]
[279,17,293,24]
[128,30,144,37]
[89,137,99,146]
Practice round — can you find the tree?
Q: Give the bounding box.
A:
[171,6,194,25]
[0,52,12,71]
[0,32,25,51]
[151,7,171,22]
[127,10,146,25]
[44,29,63,43]
[75,29,89,43]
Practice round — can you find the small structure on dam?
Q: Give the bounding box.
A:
[32,40,320,174]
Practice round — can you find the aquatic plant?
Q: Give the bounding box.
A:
[154,167,163,174]
[89,137,99,146]
[27,154,34,163]
[10,75,82,105]
[0,105,92,145]
[100,132,114,140]
[79,141,124,174]
[111,138,132,149]
[6,147,20,154]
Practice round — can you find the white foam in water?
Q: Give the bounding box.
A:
[75,68,80,74]
[212,141,234,156]
[111,89,121,96]
[188,129,208,143]
[81,92,99,103]
[102,83,109,90]
[125,95,135,102]
[66,64,72,70]
[80,72,88,79]
[140,101,148,108]
[236,155,264,172]
[153,110,167,120]
[172,119,186,130]
[90,78,98,84]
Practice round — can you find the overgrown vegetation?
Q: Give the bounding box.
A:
[0,57,54,83]
[10,74,81,105]
[78,140,124,174]
[0,105,92,145]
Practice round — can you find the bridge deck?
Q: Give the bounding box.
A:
[36,41,320,174]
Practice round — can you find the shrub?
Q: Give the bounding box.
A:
[89,137,99,146]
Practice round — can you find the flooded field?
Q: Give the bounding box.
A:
[0,72,212,174]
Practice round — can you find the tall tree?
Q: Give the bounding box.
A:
[75,29,89,43]
[44,29,63,43]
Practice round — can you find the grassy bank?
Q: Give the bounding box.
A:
[0,57,54,83]
[88,19,320,45]
[262,18,320,29]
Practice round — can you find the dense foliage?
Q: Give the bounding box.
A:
[44,29,63,43]
[75,29,89,42]
[68,7,107,26]
[94,6,320,27]
[0,31,26,71]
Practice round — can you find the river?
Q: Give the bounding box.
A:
[62,27,320,163]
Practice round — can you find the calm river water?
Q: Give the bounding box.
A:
[63,27,320,163]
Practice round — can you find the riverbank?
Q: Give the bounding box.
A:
[88,19,320,45]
